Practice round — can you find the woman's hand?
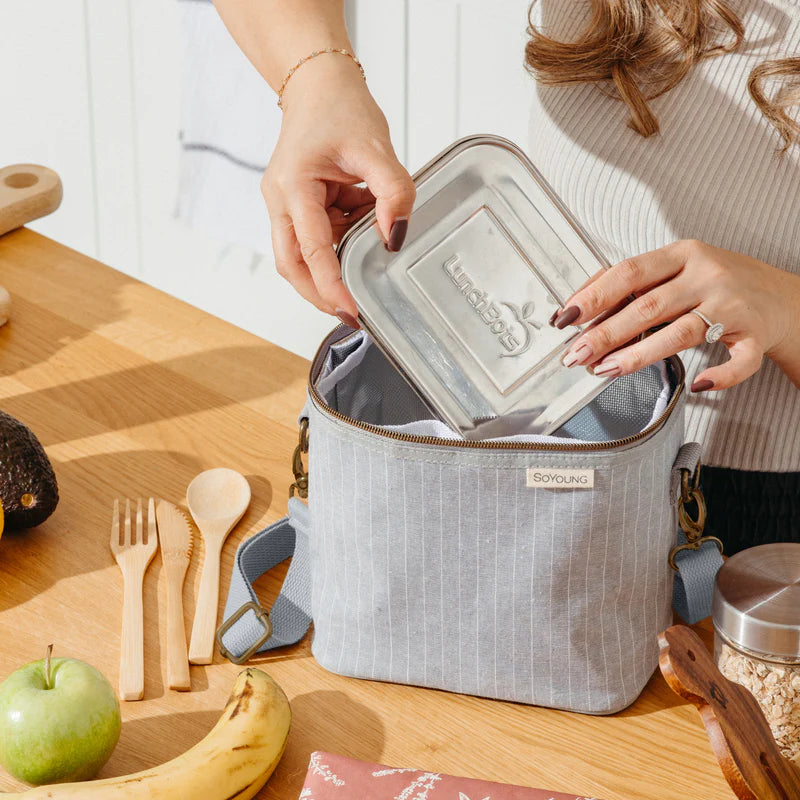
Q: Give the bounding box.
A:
[553,239,800,392]
[261,56,415,324]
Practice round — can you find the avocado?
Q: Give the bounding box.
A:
[0,410,58,530]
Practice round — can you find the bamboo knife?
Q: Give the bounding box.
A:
[155,499,194,691]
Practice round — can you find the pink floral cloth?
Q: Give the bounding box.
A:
[299,752,603,800]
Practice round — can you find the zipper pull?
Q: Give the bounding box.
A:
[289,417,309,498]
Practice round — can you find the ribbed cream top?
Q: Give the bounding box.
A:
[527,0,800,471]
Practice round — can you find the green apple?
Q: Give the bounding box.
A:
[0,646,121,785]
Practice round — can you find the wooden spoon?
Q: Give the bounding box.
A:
[187,468,251,664]
[659,625,800,800]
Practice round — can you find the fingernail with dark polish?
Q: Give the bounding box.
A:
[691,378,714,393]
[554,305,580,329]
[548,309,560,327]
[386,217,409,252]
[336,309,360,329]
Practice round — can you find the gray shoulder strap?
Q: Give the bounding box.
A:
[672,529,724,623]
[670,441,723,624]
[216,498,313,663]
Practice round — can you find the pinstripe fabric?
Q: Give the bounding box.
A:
[305,391,684,715]
[529,0,800,471]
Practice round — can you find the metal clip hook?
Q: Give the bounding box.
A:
[289,417,309,498]
[669,459,723,570]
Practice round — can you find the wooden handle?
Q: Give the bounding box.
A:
[658,625,800,800]
[165,578,191,691]
[119,573,145,701]
[188,545,222,665]
[0,164,62,237]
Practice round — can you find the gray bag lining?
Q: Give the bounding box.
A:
[315,330,674,445]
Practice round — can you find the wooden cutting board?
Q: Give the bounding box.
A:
[0,164,62,237]
[0,163,62,326]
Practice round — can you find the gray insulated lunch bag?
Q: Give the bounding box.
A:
[217,325,723,715]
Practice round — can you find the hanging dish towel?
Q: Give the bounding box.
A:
[176,0,280,252]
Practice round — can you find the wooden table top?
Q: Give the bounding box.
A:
[0,229,735,799]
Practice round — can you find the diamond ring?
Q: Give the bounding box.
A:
[691,309,724,344]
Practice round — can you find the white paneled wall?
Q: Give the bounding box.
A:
[1,0,533,359]
[0,1,98,256]
[84,0,142,273]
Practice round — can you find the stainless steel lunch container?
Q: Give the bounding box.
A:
[338,134,617,440]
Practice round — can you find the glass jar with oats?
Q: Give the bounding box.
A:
[712,542,800,765]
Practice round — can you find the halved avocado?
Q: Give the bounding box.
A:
[0,410,58,530]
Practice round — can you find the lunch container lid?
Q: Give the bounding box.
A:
[338,134,616,439]
[712,543,800,659]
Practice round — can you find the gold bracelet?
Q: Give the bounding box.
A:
[277,48,365,110]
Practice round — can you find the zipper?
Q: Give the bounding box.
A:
[304,325,685,453]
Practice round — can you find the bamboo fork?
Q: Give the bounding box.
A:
[110,498,158,701]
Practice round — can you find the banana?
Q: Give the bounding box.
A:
[2,668,291,799]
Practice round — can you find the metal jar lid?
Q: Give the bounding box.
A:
[712,542,800,659]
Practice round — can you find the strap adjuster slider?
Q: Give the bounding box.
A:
[216,601,273,664]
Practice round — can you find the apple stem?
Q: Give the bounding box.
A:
[45,643,53,689]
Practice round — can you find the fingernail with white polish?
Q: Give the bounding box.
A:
[562,350,580,368]
[568,342,594,367]
[593,359,621,378]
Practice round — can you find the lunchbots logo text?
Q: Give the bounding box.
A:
[443,254,541,358]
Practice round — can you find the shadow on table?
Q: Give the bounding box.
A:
[243,474,275,523]
[0,447,283,611]
[612,673,686,718]
[0,449,209,613]
[613,624,716,718]
[104,708,224,776]
[0,344,304,447]
[0,234,131,376]
[267,689,386,799]
[94,690,385,797]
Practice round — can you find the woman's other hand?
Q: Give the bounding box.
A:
[554,239,800,392]
[262,56,415,324]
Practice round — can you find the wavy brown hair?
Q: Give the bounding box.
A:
[524,0,800,151]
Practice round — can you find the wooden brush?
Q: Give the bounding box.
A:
[659,625,800,800]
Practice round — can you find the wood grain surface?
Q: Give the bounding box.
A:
[0,229,737,800]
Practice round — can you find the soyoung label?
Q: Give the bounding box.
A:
[526,467,595,489]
